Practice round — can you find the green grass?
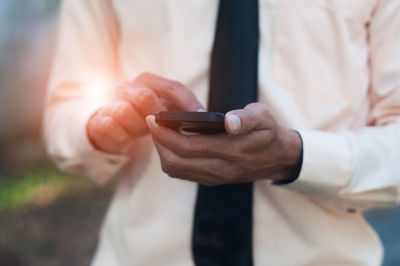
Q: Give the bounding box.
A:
[0,158,111,266]
[0,161,95,213]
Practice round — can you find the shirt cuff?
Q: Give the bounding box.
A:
[50,100,129,185]
[277,129,353,200]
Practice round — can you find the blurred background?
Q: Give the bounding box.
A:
[0,1,399,266]
[0,1,116,266]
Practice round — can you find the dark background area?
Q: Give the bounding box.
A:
[0,1,399,265]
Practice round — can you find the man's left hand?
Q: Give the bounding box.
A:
[146,103,302,186]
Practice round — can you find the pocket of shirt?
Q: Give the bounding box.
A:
[272,0,371,102]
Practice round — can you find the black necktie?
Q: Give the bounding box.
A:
[192,0,259,265]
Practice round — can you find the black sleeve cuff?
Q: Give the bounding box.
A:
[272,130,304,185]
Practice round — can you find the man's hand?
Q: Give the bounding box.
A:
[87,72,205,154]
[146,103,302,185]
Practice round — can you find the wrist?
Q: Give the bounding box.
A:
[274,128,303,183]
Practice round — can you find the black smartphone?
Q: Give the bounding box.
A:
[155,111,226,134]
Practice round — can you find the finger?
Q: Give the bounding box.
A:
[88,115,130,153]
[225,103,275,135]
[146,115,242,161]
[152,137,237,185]
[134,72,206,111]
[159,98,179,111]
[99,101,148,137]
[153,139,217,184]
[119,83,167,116]
[110,101,148,137]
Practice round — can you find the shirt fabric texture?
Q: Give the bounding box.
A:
[44,0,400,265]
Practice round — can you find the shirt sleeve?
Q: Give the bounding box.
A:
[280,0,400,214]
[43,0,128,185]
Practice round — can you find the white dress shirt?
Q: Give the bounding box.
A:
[44,0,400,265]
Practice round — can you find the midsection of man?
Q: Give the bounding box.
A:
[45,0,400,265]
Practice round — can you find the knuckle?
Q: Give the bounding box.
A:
[224,152,242,162]
[255,102,266,110]
[168,173,180,179]
[118,101,132,111]
[184,90,198,103]
[247,103,268,116]
[188,97,200,109]
[162,165,177,177]
[99,103,116,116]
[185,89,195,98]
[113,102,131,118]
[171,138,192,157]
[225,142,241,155]
[161,155,179,173]
[163,166,181,179]
[179,142,193,157]
[175,146,191,157]
[160,161,168,172]
[168,80,184,90]
[161,161,173,175]
[136,88,155,103]
[244,109,257,124]
[261,108,272,120]
[165,84,177,94]
[245,102,260,110]
[245,156,261,171]
[229,145,245,160]
[214,145,240,162]
[117,82,133,94]
[137,72,152,81]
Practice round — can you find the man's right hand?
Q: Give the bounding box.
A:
[87,72,205,154]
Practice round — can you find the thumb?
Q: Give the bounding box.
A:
[225,103,273,135]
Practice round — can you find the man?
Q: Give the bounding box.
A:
[44,0,400,265]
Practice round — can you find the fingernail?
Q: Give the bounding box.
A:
[227,114,241,134]
[145,116,153,130]
[197,108,207,112]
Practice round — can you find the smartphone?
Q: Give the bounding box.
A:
[155,111,226,134]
